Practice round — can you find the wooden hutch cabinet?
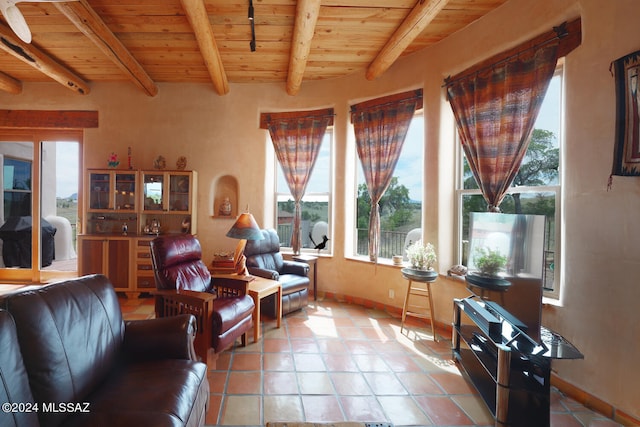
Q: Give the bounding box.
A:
[78,169,197,296]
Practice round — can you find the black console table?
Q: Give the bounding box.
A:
[452,297,583,427]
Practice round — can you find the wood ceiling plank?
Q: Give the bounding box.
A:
[55,0,158,97]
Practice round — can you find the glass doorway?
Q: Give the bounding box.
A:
[0,133,81,283]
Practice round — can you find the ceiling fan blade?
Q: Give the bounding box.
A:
[1,4,31,43]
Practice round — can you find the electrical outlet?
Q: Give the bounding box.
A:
[388,289,395,299]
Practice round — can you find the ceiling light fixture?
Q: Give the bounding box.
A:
[248,0,256,52]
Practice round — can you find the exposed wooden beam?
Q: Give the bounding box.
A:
[0,71,21,94]
[0,25,89,95]
[0,110,98,129]
[55,0,158,97]
[366,0,450,80]
[180,0,229,95]
[286,0,321,96]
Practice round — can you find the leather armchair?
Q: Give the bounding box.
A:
[244,228,310,315]
[150,234,255,363]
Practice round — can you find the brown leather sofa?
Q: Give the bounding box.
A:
[0,274,209,427]
[244,228,310,316]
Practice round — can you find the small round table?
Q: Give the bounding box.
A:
[400,268,438,341]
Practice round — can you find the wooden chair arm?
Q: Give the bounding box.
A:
[151,289,215,362]
[211,274,253,297]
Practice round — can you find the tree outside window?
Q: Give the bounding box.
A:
[355,113,424,260]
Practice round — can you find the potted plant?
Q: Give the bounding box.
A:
[403,240,438,281]
[466,246,510,289]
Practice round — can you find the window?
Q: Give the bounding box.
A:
[456,64,563,295]
[3,157,32,219]
[355,112,424,260]
[275,129,332,253]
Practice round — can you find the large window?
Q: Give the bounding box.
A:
[355,112,424,260]
[456,65,563,295]
[275,130,332,253]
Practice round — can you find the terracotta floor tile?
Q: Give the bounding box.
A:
[293,353,326,371]
[414,395,475,425]
[377,395,432,425]
[297,372,335,394]
[322,354,359,372]
[226,371,262,394]
[352,354,390,372]
[264,395,304,424]
[206,371,228,394]
[220,395,261,425]
[230,352,262,371]
[263,352,295,371]
[316,338,348,353]
[263,337,291,353]
[205,394,222,426]
[363,372,408,395]
[301,395,345,422]
[339,395,389,422]
[290,338,320,353]
[396,371,444,395]
[119,296,623,427]
[264,371,299,395]
[330,372,372,396]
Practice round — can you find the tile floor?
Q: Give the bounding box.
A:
[119,295,623,427]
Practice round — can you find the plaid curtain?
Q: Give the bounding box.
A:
[446,43,559,211]
[261,108,334,254]
[351,90,423,262]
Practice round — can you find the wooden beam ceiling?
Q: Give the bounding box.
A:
[286,0,322,96]
[0,25,89,95]
[0,71,21,94]
[54,0,158,97]
[367,0,450,80]
[180,0,229,95]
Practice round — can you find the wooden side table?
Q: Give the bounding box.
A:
[247,276,282,343]
[292,254,318,300]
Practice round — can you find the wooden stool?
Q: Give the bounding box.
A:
[400,268,438,341]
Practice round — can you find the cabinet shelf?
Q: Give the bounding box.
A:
[80,169,198,296]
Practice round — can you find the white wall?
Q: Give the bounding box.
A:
[0,0,637,419]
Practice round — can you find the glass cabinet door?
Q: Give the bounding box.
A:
[115,172,136,211]
[142,173,164,211]
[169,173,190,212]
[89,172,111,210]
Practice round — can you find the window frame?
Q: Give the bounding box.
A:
[352,110,425,262]
[454,64,564,300]
[274,127,334,255]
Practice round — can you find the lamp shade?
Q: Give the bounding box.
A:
[226,212,264,241]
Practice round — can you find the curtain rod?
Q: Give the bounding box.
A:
[443,21,569,88]
[350,89,423,113]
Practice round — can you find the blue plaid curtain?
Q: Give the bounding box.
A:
[351,90,422,262]
[261,108,334,254]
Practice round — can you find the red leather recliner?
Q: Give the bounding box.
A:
[150,234,255,363]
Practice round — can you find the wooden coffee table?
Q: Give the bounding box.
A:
[247,276,282,343]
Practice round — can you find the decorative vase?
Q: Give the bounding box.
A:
[219,197,232,216]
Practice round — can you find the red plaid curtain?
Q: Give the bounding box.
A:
[261,108,334,254]
[351,90,423,262]
[446,43,559,211]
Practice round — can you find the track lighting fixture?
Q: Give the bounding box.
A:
[248,0,256,52]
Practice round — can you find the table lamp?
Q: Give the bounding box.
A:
[226,212,264,276]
